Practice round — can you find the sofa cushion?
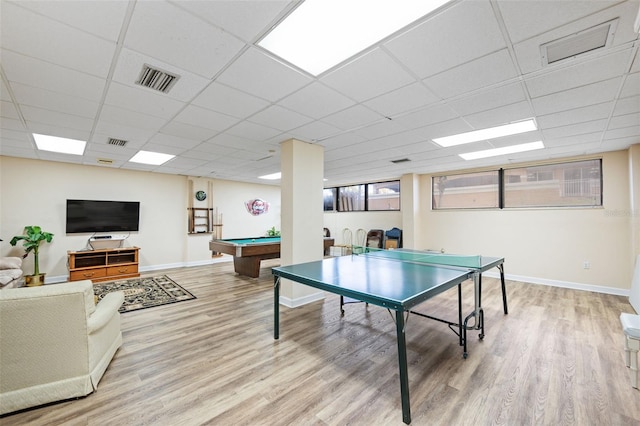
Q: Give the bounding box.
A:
[0,257,22,270]
[0,269,22,286]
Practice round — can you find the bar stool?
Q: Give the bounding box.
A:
[621,313,640,388]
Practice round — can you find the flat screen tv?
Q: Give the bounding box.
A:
[66,199,140,234]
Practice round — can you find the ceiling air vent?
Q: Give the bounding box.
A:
[135,64,180,93]
[541,19,618,66]
[97,158,113,165]
[107,138,128,147]
[391,158,411,164]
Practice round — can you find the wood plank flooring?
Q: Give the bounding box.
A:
[4,259,640,425]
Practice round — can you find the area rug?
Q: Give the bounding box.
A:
[93,275,196,313]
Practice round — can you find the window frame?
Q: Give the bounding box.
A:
[432,158,603,211]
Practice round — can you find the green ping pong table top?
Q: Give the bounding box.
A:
[272,253,474,311]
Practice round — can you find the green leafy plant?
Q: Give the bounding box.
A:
[267,226,280,237]
[10,226,54,276]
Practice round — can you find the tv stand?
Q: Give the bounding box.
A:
[68,247,139,282]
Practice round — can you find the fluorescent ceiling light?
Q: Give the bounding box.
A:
[259,172,281,180]
[33,133,86,155]
[460,141,545,161]
[129,150,175,165]
[433,119,538,147]
[258,0,450,76]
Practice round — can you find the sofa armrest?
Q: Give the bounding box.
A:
[87,291,124,334]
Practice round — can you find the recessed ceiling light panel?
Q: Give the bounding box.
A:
[460,141,545,160]
[258,0,451,76]
[129,150,175,165]
[33,133,86,155]
[433,119,538,147]
[259,172,281,180]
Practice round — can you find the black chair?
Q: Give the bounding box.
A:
[366,229,384,249]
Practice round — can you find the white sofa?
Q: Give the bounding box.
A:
[0,280,124,415]
[0,257,23,289]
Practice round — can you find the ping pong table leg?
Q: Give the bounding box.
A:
[395,310,411,425]
[499,264,508,314]
[274,276,280,339]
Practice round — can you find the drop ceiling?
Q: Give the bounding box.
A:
[1,0,639,186]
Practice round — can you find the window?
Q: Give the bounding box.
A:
[338,185,365,211]
[324,180,401,212]
[504,159,602,208]
[432,159,603,210]
[432,171,499,209]
[323,188,336,211]
[368,181,400,211]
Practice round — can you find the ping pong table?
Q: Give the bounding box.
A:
[271,249,505,425]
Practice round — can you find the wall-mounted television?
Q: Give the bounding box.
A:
[66,199,140,234]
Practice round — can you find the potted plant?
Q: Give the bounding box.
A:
[10,226,54,286]
[267,226,280,237]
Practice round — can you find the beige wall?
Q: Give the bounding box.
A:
[419,150,633,291]
[0,157,280,281]
[2,149,635,293]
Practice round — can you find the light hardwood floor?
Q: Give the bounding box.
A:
[4,259,640,425]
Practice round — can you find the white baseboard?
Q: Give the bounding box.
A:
[482,270,629,297]
[279,291,325,308]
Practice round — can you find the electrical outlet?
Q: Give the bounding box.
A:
[583,261,591,269]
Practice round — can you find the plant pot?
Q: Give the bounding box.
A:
[25,273,45,287]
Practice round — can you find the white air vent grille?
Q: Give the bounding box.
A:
[135,64,180,93]
[541,19,618,65]
[107,138,128,147]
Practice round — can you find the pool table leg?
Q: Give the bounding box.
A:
[233,256,262,278]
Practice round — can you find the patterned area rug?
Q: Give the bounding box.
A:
[93,275,196,313]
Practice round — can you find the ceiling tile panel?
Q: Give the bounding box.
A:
[384,0,506,78]
[531,78,622,116]
[160,121,218,142]
[321,105,385,131]
[176,0,294,43]
[111,48,212,103]
[613,95,640,116]
[11,82,99,119]
[192,82,270,119]
[497,0,614,44]
[14,0,130,41]
[364,82,440,118]
[424,49,519,100]
[248,105,314,132]
[224,120,282,142]
[125,0,245,78]
[447,82,527,116]
[463,100,534,129]
[536,102,614,129]
[512,1,640,75]
[321,49,416,102]
[104,82,185,120]
[278,83,355,120]
[1,2,116,77]
[524,50,632,98]
[217,47,312,102]
[173,105,239,132]
[21,105,94,132]
[1,50,107,102]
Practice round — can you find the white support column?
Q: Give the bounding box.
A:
[279,138,325,307]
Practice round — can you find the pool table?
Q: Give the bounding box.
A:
[209,236,334,278]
